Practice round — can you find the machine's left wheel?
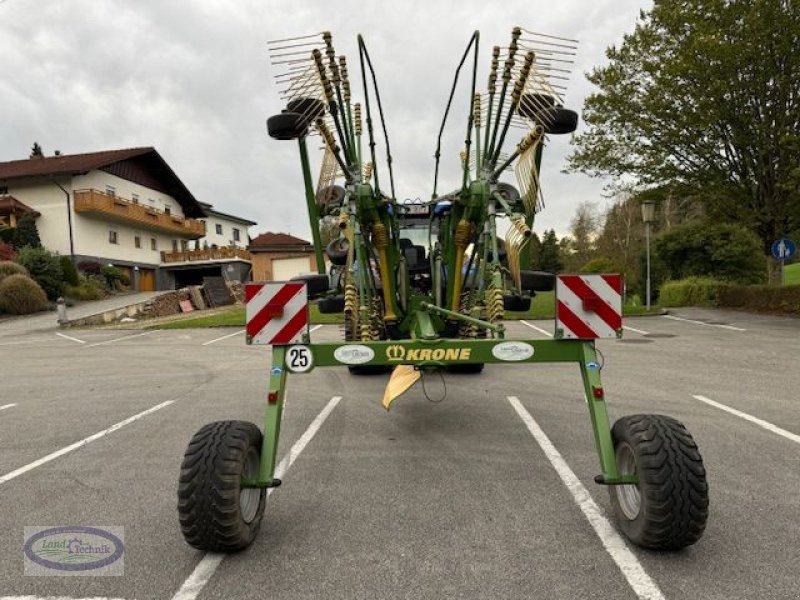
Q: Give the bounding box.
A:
[608,414,709,550]
[178,420,266,552]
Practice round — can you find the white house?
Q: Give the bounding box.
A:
[0,147,256,290]
[196,203,256,250]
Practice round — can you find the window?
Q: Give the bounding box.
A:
[215,224,223,235]
[131,193,139,204]
[105,185,116,197]
[164,206,171,215]
[233,228,241,242]
[172,240,178,252]
[0,186,8,195]
[151,238,157,251]
[109,230,119,244]
[181,240,188,251]
[134,236,141,249]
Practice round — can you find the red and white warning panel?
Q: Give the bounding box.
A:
[556,274,623,339]
[245,282,308,345]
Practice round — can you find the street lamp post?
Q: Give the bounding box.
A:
[641,199,657,309]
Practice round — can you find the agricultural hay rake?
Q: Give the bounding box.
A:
[177,28,709,553]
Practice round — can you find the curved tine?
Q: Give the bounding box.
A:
[519,28,579,44]
[267,32,324,45]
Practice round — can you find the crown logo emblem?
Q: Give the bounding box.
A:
[386,344,406,360]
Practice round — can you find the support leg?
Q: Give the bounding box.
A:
[258,346,287,486]
[578,342,627,484]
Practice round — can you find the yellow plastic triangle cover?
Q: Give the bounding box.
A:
[382,364,421,411]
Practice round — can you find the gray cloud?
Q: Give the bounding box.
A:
[1,0,649,240]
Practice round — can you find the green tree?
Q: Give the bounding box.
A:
[527,231,542,269]
[654,221,765,284]
[318,216,340,248]
[568,0,800,277]
[15,246,64,300]
[12,214,41,249]
[564,201,599,271]
[539,229,563,273]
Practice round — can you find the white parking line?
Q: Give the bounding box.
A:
[507,396,665,600]
[55,332,86,344]
[622,325,649,336]
[663,314,746,331]
[201,329,244,346]
[0,400,174,486]
[693,394,800,445]
[0,403,17,412]
[519,320,553,337]
[85,330,159,348]
[309,324,323,333]
[170,395,342,600]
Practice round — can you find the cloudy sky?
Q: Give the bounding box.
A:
[1,0,649,240]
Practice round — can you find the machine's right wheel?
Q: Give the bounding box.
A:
[178,420,266,552]
[608,414,709,550]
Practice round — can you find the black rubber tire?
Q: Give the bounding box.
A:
[609,414,709,550]
[503,293,531,312]
[520,270,555,292]
[325,238,349,266]
[267,112,308,140]
[445,363,484,374]
[291,273,329,298]
[286,97,326,123]
[535,107,579,135]
[316,185,346,213]
[318,295,345,313]
[494,182,521,206]
[178,420,266,552]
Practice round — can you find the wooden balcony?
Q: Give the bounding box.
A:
[160,247,251,264]
[73,189,206,238]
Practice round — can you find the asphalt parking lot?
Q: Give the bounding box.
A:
[1,308,799,599]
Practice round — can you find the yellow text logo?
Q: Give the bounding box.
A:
[385,346,472,361]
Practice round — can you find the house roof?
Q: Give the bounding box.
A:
[0,147,206,218]
[249,232,312,248]
[0,195,40,218]
[199,202,257,226]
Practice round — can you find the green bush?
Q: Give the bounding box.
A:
[59,256,80,286]
[580,257,619,273]
[0,273,48,315]
[12,213,42,249]
[0,228,14,244]
[654,221,765,285]
[64,276,107,301]
[14,246,64,300]
[658,277,729,307]
[718,284,800,314]
[0,261,28,282]
[101,265,130,289]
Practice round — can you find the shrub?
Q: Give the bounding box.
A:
[0,228,14,244]
[14,246,64,300]
[64,276,107,301]
[0,274,48,315]
[654,221,765,285]
[101,265,130,289]
[12,213,42,249]
[77,260,102,276]
[0,261,28,282]
[59,256,80,286]
[0,242,14,261]
[659,277,729,307]
[718,284,800,314]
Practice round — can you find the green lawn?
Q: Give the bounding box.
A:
[156,292,660,330]
[785,262,800,285]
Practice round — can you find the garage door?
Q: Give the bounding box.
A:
[272,257,311,281]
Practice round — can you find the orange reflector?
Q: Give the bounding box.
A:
[268,392,278,403]
[592,386,604,399]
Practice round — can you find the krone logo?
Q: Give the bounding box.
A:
[386,345,406,360]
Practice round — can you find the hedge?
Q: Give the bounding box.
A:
[660,277,800,314]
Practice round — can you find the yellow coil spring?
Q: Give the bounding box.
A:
[338,208,350,230]
[487,287,504,323]
[454,220,471,248]
[363,162,373,180]
[354,103,362,135]
[473,94,481,127]
[344,282,357,314]
[371,222,388,249]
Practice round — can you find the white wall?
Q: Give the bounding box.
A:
[6,171,194,264]
[198,213,251,249]
[5,177,73,256]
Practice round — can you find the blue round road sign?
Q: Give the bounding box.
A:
[771,238,796,261]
